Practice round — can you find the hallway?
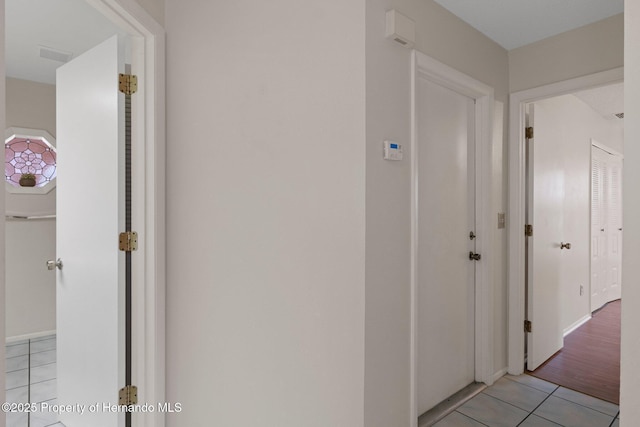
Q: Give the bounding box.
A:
[431,374,619,427]
[529,300,620,404]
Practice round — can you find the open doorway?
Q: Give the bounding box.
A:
[516,80,623,404]
[3,0,165,425]
[509,70,622,406]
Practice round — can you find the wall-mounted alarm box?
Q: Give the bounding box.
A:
[383,140,403,161]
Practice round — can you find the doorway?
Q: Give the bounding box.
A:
[410,50,495,426]
[2,0,165,425]
[508,69,624,377]
[523,87,624,373]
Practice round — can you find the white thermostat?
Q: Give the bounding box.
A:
[383,140,403,161]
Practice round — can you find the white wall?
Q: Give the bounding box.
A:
[622,2,640,424]
[365,1,508,425]
[509,14,624,93]
[164,1,366,425]
[532,94,623,334]
[5,219,55,339]
[5,77,56,339]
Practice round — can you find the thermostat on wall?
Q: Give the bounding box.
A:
[383,140,403,161]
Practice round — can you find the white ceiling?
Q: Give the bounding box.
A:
[434,0,624,50]
[6,0,124,85]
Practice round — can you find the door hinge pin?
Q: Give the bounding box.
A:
[119,231,138,252]
[119,73,138,95]
[525,224,533,237]
[119,385,138,406]
[524,320,532,333]
[525,127,534,139]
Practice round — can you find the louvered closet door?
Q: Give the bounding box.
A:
[591,148,608,312]
[591,145,623,312]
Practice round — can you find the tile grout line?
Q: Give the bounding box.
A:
[550,392,619,418]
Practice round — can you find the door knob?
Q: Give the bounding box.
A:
[560,242,571,250]
[469,252,481,261]
[47,258,63,270]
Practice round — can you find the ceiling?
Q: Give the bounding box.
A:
[6,0,123,85]
[434,0,623,51]
[574,83,624,120]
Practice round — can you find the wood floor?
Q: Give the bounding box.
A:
[528,299,620,404]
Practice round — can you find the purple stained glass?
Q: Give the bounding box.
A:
[5,136,57,188]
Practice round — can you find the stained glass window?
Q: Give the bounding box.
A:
[5,134,57,188]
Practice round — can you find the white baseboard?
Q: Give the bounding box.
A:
[491,367,509,384]
[6,329,56,343]
[563,315,591,337]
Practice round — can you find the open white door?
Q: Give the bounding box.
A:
[56,35,126,426]
[526,103,564,371]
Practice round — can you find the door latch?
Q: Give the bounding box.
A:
[469,252,481,261]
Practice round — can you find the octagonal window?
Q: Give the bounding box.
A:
[4,128,57,194]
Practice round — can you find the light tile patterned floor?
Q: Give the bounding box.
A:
[433,374,620,427]
[5,335,59,427]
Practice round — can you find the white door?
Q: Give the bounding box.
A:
[56,35,126,427]
[591,145,623,311]
[607,153,623,302]
[591,146,608,311]
[526,104,564,371]
[416,78,476,414]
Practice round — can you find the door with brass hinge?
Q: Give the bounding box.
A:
[56,35,135,427]
[525,104,564,371]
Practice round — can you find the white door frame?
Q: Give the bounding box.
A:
[507,67,623,375]
[410,50,494,425]
[0,1,166,426]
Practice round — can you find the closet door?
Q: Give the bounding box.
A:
[607,155,623,302]
[590,147,607,312]
[591,145,623,312]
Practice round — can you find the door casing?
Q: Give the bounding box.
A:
[507,67,623,375]
[0,1,166,426]
[410,50,494,427]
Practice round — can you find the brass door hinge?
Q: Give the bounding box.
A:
[525,224,533,237]
[524,320,532,333]
[119,385,138,406]
[525,126,534,139]
[119,73,138,95]
[119,231,138,252]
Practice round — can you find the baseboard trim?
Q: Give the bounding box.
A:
[6,330,56,343]
[563,315,591,337]
[417,382,486,427]
[492,367,509,383]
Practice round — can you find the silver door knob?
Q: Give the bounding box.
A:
[560,242,571,250]
[47,258,63,270]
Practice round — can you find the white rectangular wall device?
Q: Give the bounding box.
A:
[385,9,415,48]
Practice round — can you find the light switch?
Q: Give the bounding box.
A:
[498,213,506,229]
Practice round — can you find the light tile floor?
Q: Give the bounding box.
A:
[433,374,620,427]
[5,335,60,427]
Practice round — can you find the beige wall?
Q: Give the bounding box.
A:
[509,14,624,92]
[622,2,640,425]
[365,1,509,425]
[165,0,366,425]
[5,77,56,339]
[134,0,163,25]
